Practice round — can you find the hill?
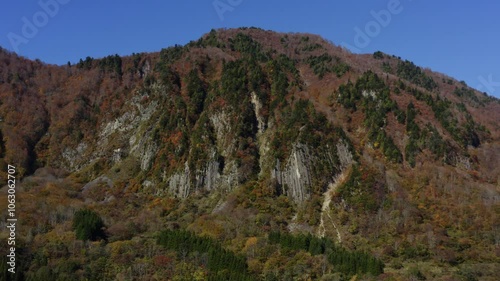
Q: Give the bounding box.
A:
[0,28,499,280]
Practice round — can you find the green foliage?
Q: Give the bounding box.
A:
[188,114,216,171]
[247,60,267,94]
[161,68,181,91]
[0,254,27,281]
[338,69,394,115]
[401,87,464,151]
[55,259,81,278]
[197,29,224,48]
[431,96,466,146]
[271,99,335,160]
[382,62,392,73]
[275,54,301,86]
[234,101,260,181]
[160,44,185,63]
[268,231,384,277]
[406,87,434,106]
[422,123,446,158]
[77,56,94,70]
[306,54,350,79]
[453,86,484,106]
[84,257,109,281]
[154,45,185,92]
[225,53,292,125]
[157,229,255,280]
[336,80,359,110]
[356,70,388,91]
[72,209,106,241]
[377,131,403,163]
[397,84,481,156]
[186,69,207,123]
[338,165,386,212]
[229,33,268,61]
[130,52,142,73]
[394,108,406,124]
[220,59,251,104]
[405,139,418,167]
[268,59,290,110]
[462,112,481,148]
[26,266,55,281]
[407,266,427,280]
[405,102,421,167]
[337,71,402,163]
[98,54,123,76]
[373,51,384,59]
[396,60,437,91]
[302,43,324,52]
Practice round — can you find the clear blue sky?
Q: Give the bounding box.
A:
[1,0,499,97]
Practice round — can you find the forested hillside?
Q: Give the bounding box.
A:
[0,28,498,280]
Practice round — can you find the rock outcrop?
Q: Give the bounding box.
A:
[272,143,313,202]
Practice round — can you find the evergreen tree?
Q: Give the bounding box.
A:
[72,209,106,241]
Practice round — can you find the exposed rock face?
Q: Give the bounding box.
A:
[250,92,266,134]
[336,140,354,170]
[168,162,191,198]
[195,159,221,191]
[317,139,354,241]
[271,140,352,203]
[167,155,239,198]
[362,90,377,99]
[210,111,234,153]
[62,142,88,171]
[82,175,113,192]
[318,169,348,242]
[130,131,158,171]
[101,93,159,141]
[272,143,313,202]
[217,159,239,192]
[112,149,122,163]
[60,86,161,172]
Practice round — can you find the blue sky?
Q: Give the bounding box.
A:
[1,0,499,97]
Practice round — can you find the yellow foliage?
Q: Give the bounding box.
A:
[109,240,135,259]
[149,198,162,208]
[247,258,262,274]
[244,237,258,250]
[192,269,207,281]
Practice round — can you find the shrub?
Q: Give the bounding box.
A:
[396,60,437,91]
[306,54,350,79]
[268,231,384,276]
[373,51,384,59]
[72,209,106,241]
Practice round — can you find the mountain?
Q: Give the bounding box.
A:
[0,28,498,280]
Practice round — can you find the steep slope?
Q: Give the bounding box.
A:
[0,28,498,280]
